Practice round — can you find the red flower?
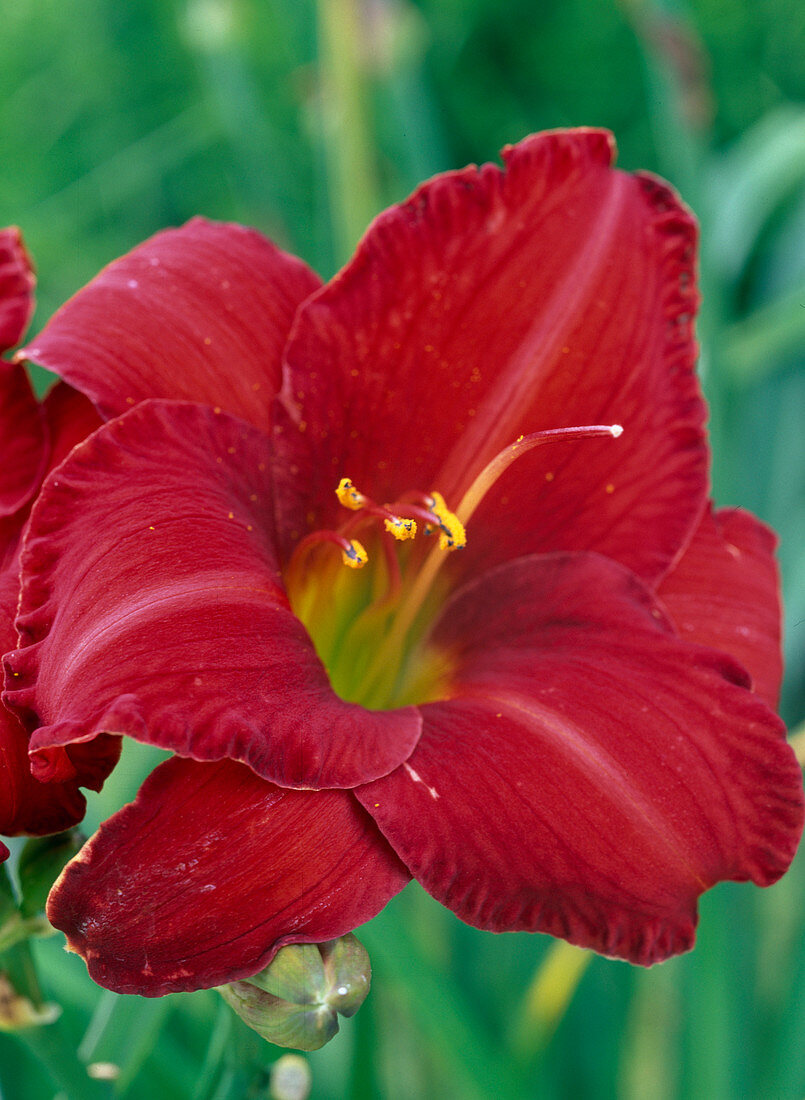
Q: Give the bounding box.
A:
[2,131,802,996]
[0,229,117,863]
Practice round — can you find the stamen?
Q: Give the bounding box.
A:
[337,477,452,548]
[384,516,417,541]
[336,478,366,511]
[341,539,369,569]
[424,492,466,551]
[288,528,369,575]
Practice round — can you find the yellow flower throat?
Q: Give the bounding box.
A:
[284,424,623,712]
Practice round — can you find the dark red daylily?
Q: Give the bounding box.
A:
[0,229,117,864]
[2,131,802,996]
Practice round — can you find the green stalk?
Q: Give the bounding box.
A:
[13,1020,114,1100]
[360,913,524,1099]
[788,719,805,767]
[510,940,592,1060]
[316,0,382,265]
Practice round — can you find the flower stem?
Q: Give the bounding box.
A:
[1,941,111,1099]
[13,1020,115,1100]
[510,940,592,1061]
[316,0,382,266]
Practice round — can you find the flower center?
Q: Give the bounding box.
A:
[284,423,623,711]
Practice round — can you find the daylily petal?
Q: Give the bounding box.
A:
[0,228,35,353]
[21,219,322,433]
[46,757,410,995]
[43,381,103,470]
[0,707,114,837]
[656,505,783,708]
[0,362,47,518]
[0,517,18,574]
[274,129,706,582]
[4,400,420,789]
[0,364,116,839]
[0,366,99,530]
[0,561,118,837]
[357,553,803,964]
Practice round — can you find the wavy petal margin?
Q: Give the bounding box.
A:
[0,367,114,845]
[47,758,409,995]
[43,382,103,470]
[0,228,35,353]
[657,505,783,708]
[357,553,803,964]
[21,219,322,433]
[274,129,706,582]
[4,400,420,789]
[0,562,118,838]
[0,363,47,518]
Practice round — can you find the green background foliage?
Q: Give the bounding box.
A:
[1,0,804,1096]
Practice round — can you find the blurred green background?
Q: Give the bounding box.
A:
[1,0,804,1096]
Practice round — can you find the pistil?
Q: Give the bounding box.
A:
[455,424,622,527]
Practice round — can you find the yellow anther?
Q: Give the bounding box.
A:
[427,492,466,552]
[437,517,466,552]
[341,539,368,569]
[384,516,417,541]
[336,478,365,511]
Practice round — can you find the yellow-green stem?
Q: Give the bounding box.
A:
[788,719,805,767]
[510,940,592,1060]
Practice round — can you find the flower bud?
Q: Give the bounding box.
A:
[270,1054,312,1100]
[218,933,371,1051]
[0,973,60,1031]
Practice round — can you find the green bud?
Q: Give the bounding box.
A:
[249,942,328,1003]
[218,933,371,1051]
[0,972,60,1031]
[318,934,372,1017]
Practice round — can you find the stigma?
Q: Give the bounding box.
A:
[454,422,624,528]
